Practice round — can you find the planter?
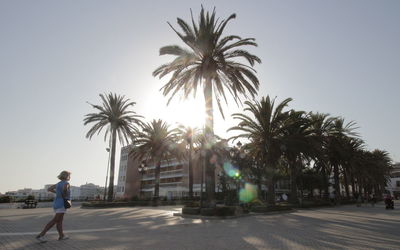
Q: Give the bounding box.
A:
[182,207,200,215]
[200,207,216,216]
[215,206,236,216]
[251,205,292,213]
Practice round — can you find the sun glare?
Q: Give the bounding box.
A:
[158,97,206,129]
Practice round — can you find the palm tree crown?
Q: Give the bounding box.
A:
[229,96,293,205]
[153,6,261,119]
[130,119,180,199]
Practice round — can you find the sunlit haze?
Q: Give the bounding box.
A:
[1,0,399,193]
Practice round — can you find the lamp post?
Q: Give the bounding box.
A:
[103,148,111,201]
[138,161,147,198]
[200,157,205,208]
[233,171,241,204]
[230,141,244,204]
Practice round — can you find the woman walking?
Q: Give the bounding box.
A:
[36,171,71,242]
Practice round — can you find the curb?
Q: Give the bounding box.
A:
[174,209,296,220]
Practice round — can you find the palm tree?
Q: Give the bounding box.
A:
[130,119,180,200]
[192,130,229,205]
[307,112,335,199]
[84,93,143,201]
[153,6,261,206]
[353,149,392,198]
[229,96,293,205]
[325,117,358,203]
[177,125,200,198]
[341,137,365,198]
[281,110,316,204]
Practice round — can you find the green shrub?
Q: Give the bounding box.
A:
[0,196,11,203]
[130,196,139,201]
[299,200,331,208]
[251,205,292,213]
[182,207,200,215]
[200,208,216,216]
[215,206,236,216]
[184,201,200,207]
[26,195,35,200]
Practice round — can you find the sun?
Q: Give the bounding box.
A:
[149,95,205,129]
[168,97,205,128]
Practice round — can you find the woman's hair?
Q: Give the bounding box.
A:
[58,171,71,181]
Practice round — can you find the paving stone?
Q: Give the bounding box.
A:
[0,202,399,249]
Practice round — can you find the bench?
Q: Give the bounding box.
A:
[23,200,38,209]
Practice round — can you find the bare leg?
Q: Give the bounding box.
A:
[38,215,58,237]
[56,213,65,239]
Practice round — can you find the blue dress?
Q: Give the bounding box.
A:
[53,180,70,209]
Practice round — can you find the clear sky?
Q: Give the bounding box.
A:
[1,0,399,193]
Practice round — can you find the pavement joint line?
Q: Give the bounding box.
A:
[0,227,122,236]
[0,221,200,237]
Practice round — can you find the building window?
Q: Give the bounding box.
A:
[396,181,400,187]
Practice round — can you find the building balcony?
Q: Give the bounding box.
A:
[142,170,183,180]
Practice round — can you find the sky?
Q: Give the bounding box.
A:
[1,0,399,193]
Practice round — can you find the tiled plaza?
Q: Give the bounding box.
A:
[0,201,399,249]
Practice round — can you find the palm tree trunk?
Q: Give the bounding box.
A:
[289,159,298,204]
[267,176,275,206]
[343,168,350,199]
[107,128,117,202]
[333,164,341,203]
[203,81,215,207]
[266,161,276,206]
[321,163,329,200]
[188,140,193,198]
[350,173,356,197]
[257,181,263,201]
[154,161,161,200]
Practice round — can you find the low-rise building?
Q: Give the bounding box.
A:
[79,183,103,200]
[117,146,222,200]
[387,162,400,198]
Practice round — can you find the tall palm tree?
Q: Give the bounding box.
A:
[307,112,335,199]
[354,149,392,198]
[229,96,293,205]
[281,110,316,204]
[84,93,143,201]
[325,117,358,202]
[153,7,261,205]
[130,120,180,200]
[341,137,365,198]
[192,131,229,205]
[177,125,200,198]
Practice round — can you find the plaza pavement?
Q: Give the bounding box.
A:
[0,201,399,250]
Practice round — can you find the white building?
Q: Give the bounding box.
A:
[79,183,103,200]
[387,163,400,198]
[5,186,55,201]
[70,186,81,200]
[116,146,129,198]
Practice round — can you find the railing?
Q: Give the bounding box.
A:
[142,170,183,180]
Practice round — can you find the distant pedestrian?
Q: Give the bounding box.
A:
[329,192,336,205]
[355,193,362,207]
[370,193,376,207]
[36,171,71,242]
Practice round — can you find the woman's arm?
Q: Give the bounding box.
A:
[47,185,56,193]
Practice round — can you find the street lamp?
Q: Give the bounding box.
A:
[233,171,241,204]
[103,148,111,201]
[138,161,147,198]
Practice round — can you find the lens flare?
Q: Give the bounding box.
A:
[239,183,257,203]
[223,162,239,177]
